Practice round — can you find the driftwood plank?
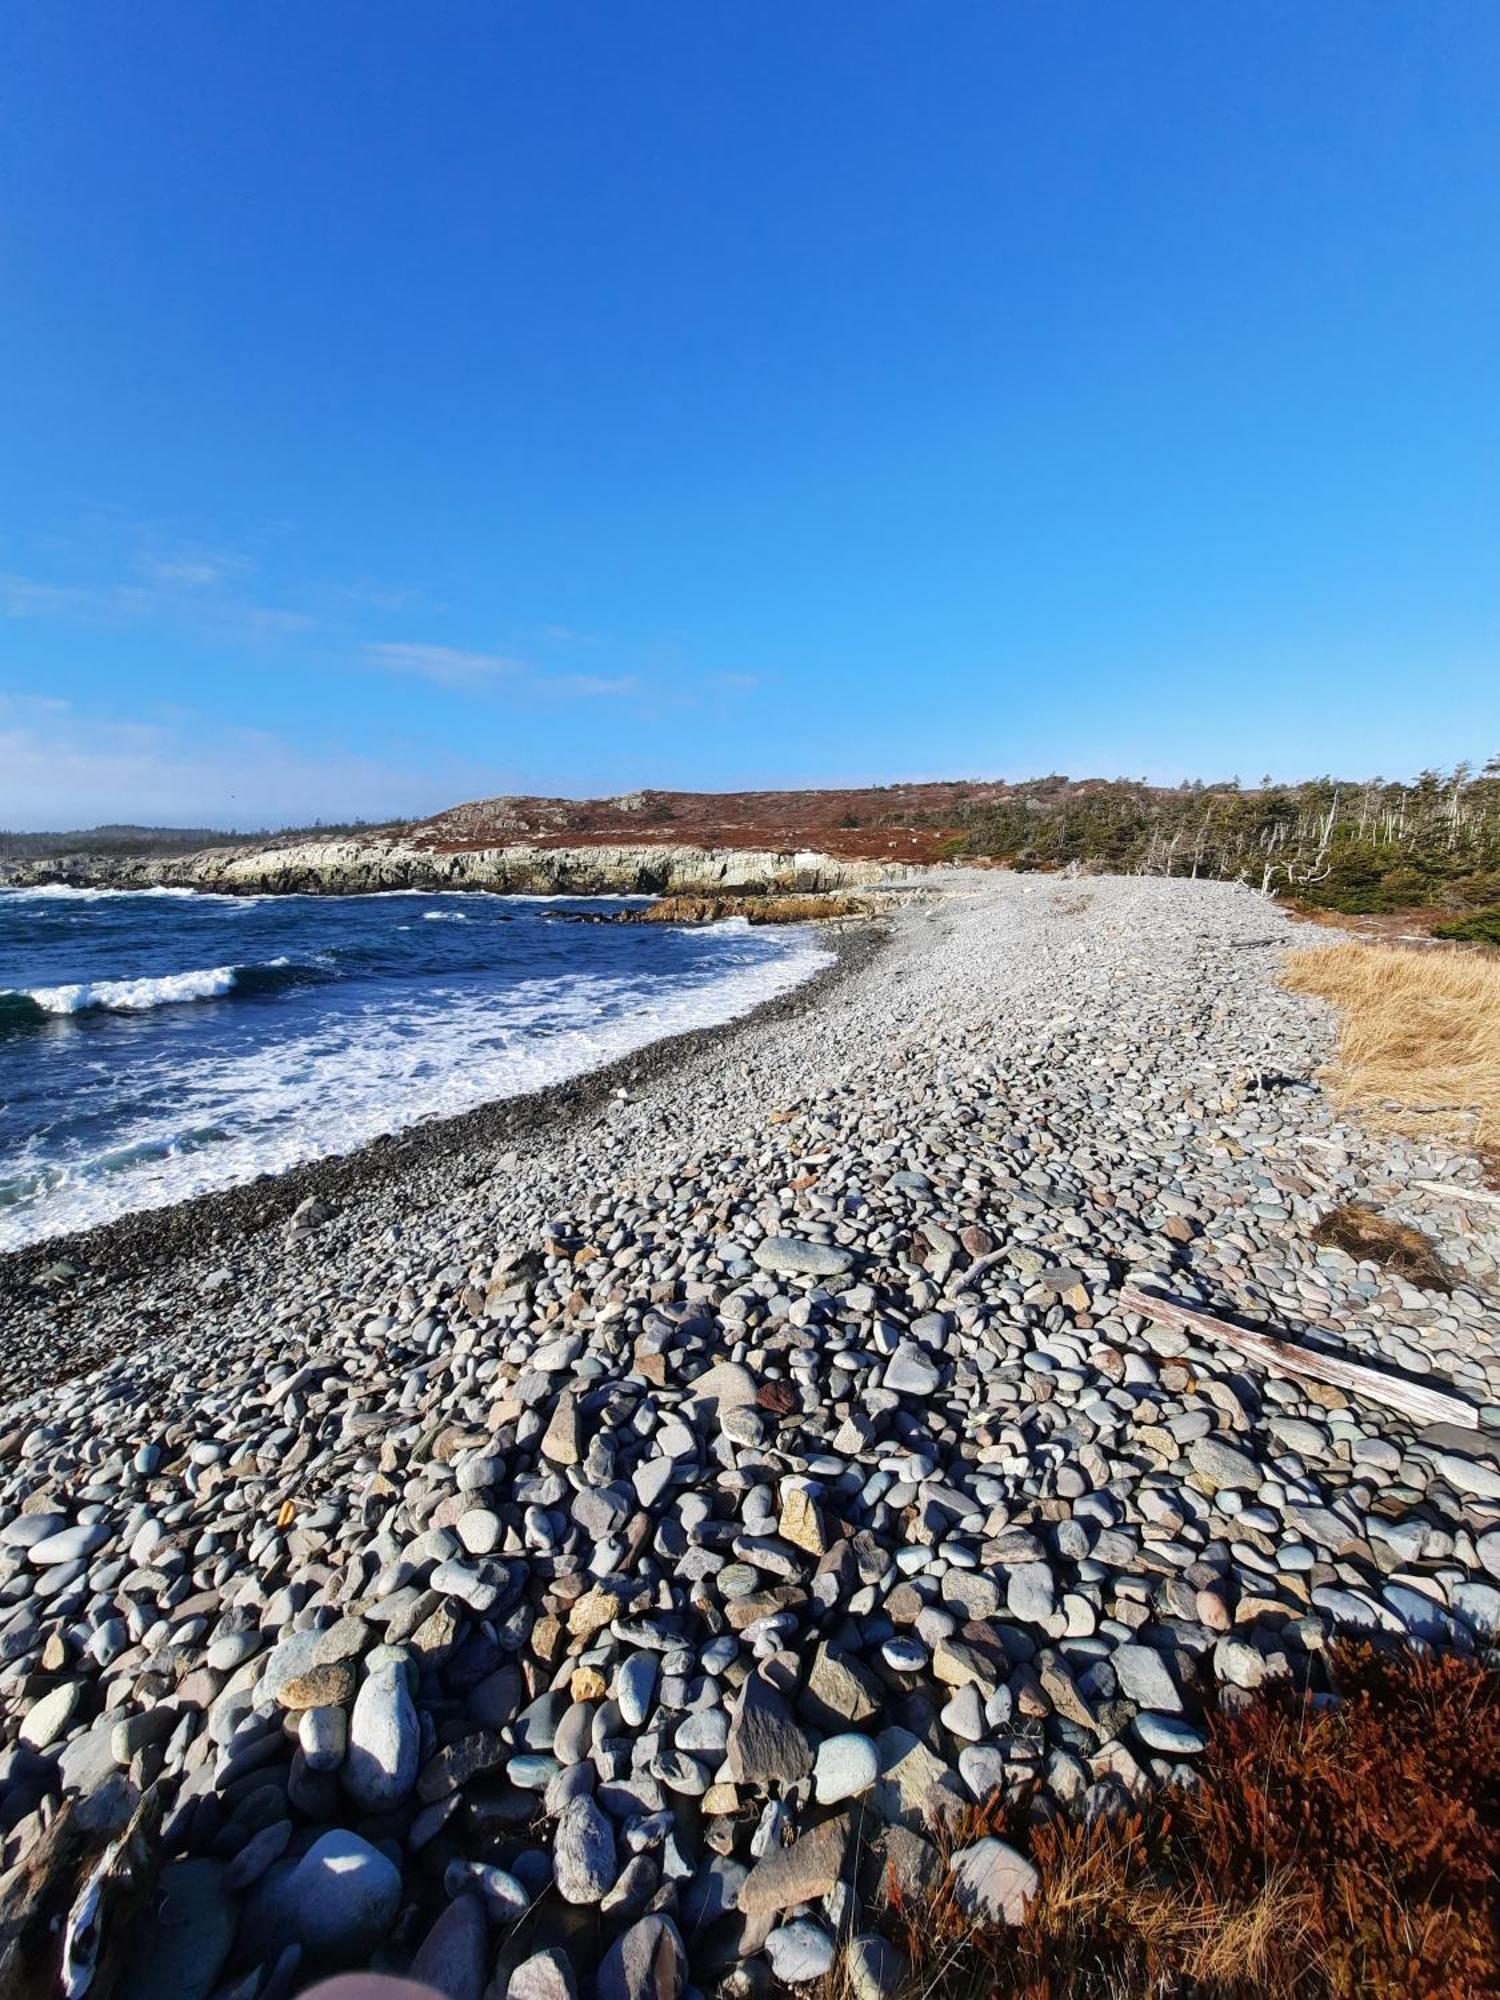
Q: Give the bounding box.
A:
[1118,1283,1479,1432]
[1410,1179,1500,1210]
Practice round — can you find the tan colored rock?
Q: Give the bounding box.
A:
[684,1361,760,1417]
[871,1728,959,1829]
[740,1815,852,1915]
[481,1380,528,1428]
[723,1586,807,1631]
[531,1615,567,1666]
[778,1487,829,1557]
[1195,1585,1232,1631]
[568,1585,631,1639]
[932,1633,1006,1697]
[800,1642,882,1732]
[408,1601,461,1662]
[278,1660,358,1710]
[541,1393,582,1467]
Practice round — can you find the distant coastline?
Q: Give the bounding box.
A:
[7,762,1496,921]
[0,833,918,899]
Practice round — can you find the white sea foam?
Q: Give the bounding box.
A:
[0,928,832,1249]
[17,965,241,1015]
[0,884,270,906]
[1,885,651,909]
[5,883,200,902]
[421,909,470,921]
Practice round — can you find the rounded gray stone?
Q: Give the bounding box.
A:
[283,1828,402,1958]
[1188,1436,1261,1493]
[117,1859,236,2000]
[597,1913,686,2000]
[846,1934,908,2000]
[765,1919,836,1985]
[344,1663,419,1810]
[409,1892,487,2000]
[753,1237,855,1279]
[949,1838,1040,1925]
[1133,1711,1207,1756]
[554,1796,617,1904]
[813,1731,879,1804]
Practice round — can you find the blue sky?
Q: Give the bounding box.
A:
[2,4,1497,828]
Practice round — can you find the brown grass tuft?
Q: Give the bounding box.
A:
[1282,940,1500,1144]
[858,1642,1499,2000]
[1311,1202,1450,1291]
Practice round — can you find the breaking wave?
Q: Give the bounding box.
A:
[0,886,832,1249]
[0,959,328,1025]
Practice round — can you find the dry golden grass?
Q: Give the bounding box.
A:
[876,1810,1317,2000]
[1283,940,1500,1146]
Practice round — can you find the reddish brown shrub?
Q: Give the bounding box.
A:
[861,1642,1499,2000]
[1180,1642,1500,1998]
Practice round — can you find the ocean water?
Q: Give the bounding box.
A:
[0,886,831,1251]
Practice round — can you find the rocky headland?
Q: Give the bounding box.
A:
[1,874,1497,2000]
[0,834,912,901]
[0,780,996,898]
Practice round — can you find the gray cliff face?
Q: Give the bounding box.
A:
[0,836,925,897]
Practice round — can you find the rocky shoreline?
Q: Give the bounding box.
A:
[0,835,919,900]
[0,923,887,1396]
[1,874,1498,2000]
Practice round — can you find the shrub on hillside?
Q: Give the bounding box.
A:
[1432,906,1500,947]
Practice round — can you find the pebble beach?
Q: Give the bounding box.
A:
[2,872,1498,2000]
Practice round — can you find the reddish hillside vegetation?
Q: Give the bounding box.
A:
[411,783,1016,862]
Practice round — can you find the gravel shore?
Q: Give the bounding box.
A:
[2,873,1498,2000]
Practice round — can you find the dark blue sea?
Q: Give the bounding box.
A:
[0,886,828,1250]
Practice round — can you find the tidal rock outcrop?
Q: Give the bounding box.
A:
[0,836,920,898]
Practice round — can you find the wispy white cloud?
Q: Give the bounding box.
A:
[0,541,312,641]
[136,546,256,590]
[4,513,664,710]
[0,694,484,831]
[548,673,637,698]
[367,643,640,701]
[0,572,87,618]
[336,580,417,613]
[365,641,528,690]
